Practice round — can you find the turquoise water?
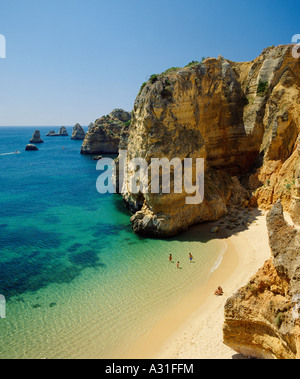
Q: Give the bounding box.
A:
[0,127,226,359]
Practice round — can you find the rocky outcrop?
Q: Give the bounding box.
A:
[71,124,85,140]
[118,45,300,237]
[223,201,300,359]
[80,109,131,155]
[25,144,39,151]
[59,126,68,136]
[47,127,69,137]
[30,130,44,144]
[47,130,56,136]
[290,134,300,224]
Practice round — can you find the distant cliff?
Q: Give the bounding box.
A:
[81,109,131,155]
[117,45,300,237]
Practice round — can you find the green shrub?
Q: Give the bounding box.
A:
[257,80,269,96]
[149,74,159,84]
[185,60,200,68]
[139,82,147,95]
[161,67,180,76]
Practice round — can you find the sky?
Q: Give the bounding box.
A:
[0,0,299,126]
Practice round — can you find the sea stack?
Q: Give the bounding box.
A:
[46,127,69,137]
[58,126,68,136]
[30,130,44,144]
[46,130,56,136]
[71,124,85,140]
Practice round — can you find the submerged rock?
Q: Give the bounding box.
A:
[30,130,44,144]
[71,124,86,140]
[25,144,39,151]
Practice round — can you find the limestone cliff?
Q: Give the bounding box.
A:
[81,109,131,155]
[223,201,300,359]
[119,45,300,237]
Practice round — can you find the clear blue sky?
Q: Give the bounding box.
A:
[0,0,299,126]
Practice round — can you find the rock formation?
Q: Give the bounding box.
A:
[30,130,44,144]
[25,144,39,151]
[290,134,300,224]
[46,130,56,136]
[223,201,300,359]
[71,124,85,140]
[117,45,300,237]
[59,126,68,136]
[47,126,69,137]
[81,109,131,155]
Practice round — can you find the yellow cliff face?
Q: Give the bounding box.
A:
[121,45,300,237]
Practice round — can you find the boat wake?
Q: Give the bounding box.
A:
[0,151,20,156]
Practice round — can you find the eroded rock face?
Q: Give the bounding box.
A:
[30,130,44,144]
[119,45,300,237]
[223,201,300,359]
[81,109,131,155]
[290,135,300,225]
[71,124,85,140]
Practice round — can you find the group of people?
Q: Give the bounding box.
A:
[168,253,224,296]
[169,253,194,269]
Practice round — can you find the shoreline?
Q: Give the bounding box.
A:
[122,210,271,359]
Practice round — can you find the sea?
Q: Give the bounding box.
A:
[0,126,226,359]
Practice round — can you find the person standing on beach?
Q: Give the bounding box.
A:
[189,253,193,262]
[169,254,173,263]
[177,262,180,269]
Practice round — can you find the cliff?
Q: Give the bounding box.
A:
[223,201,300,359]
[81,109,131,155]
[119,45,300,237]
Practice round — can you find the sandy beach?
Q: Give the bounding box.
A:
[122,209,272,359]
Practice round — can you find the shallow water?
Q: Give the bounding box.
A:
[0,127,225,358]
